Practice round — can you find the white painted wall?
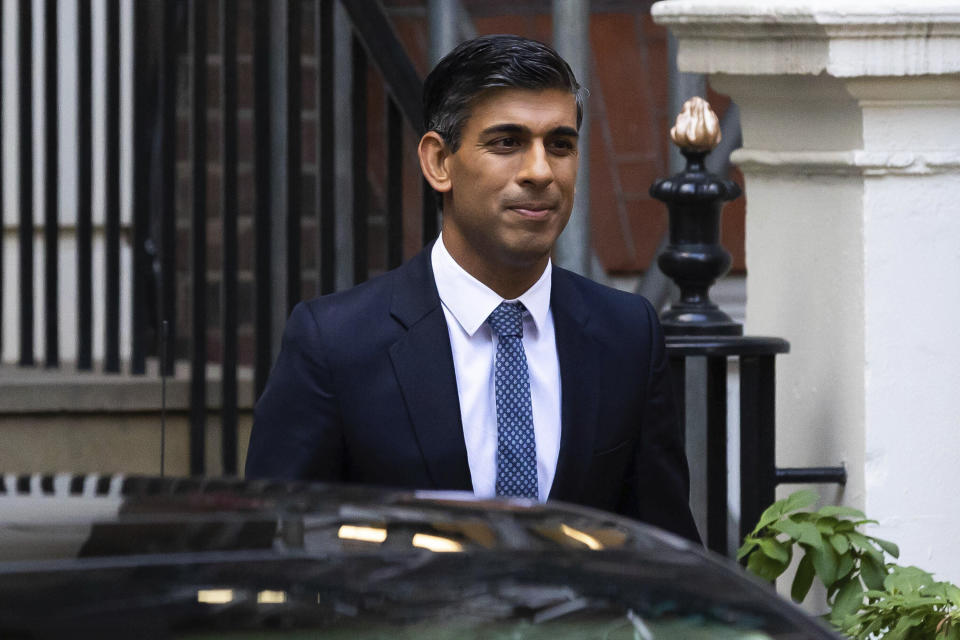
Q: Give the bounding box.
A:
[654,0,960,583]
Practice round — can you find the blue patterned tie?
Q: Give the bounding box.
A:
[487,301,538,499]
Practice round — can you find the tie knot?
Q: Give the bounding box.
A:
[487,302,525,338]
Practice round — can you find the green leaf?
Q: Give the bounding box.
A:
[885,565,934,594]
[747,547,790,582]
[871,536,901,559]
[861,615,888,639]
[736,539,759,561]
[751,490,820,536]
[836,550,855,581]
[791,553,816,603]
[810,541,839,586]
[886,612,924,640]
[758,538,791,564]
[849,532,884,562]
[861,554,888,591]
[781,520,825,549]
[835,520,856,533]
[771,518,805,541]
[944,584,960,606]
[945,619,960,640]
[830,533,850,555]
[819,504,867,519]
[832,578,865,620]
[753,502,786,535]
[816,516,838,536]
[783,489,820,513]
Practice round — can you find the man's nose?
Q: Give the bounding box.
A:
[516,142,554,187]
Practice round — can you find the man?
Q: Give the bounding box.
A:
[246,35,699,542]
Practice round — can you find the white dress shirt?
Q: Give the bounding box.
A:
[431,235,562,502]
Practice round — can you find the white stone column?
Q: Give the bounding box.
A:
[653,0,960,582]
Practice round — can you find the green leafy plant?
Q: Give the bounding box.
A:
[738,490,960,639]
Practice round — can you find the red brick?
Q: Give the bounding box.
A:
[205,60,221,108]
[617,159,663,200]
[301,65,317,110]
[177,118,190,162]
[237,165,255,219]
[238,331,255,367]
[238,222,255,272]
[237,58,254,109]
[392,16,430,77]
[237,115,254,162]
[301,119,316,166]
[237,1,254,55]
[205,0,219,50]
[590,13,658,157]
[626,199,668,272]
[205,117,222,164]
[299,215,317,270]
[301,1,315,57]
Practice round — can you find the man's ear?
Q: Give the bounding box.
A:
[418,131,453,194]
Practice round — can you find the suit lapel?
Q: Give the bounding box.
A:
[388,248,473,491]
[548,269,600,502]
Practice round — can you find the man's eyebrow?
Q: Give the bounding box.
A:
[551,126,579,138]
[479,123,579,138]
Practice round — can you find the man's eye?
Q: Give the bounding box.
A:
[489,137,520,150]
[549,139,576,153]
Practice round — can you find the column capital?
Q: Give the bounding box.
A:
[652,1,960,76]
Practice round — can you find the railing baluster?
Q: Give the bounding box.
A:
[386,98,403,269]
[43,0,58,367]
[19,0,34,366]
[705,355,728,554]
[104,0,121,373]
[739,354,778,545]
[351,37,368,284]
[253,0,272,398]
[158,0,179,376]
[332,3,353,291]
[220,0,238,476]
[339,0,422,128]
[130,0,151,375]
[77,0,92,371]
[286,0,302,314]
[189,0,207,475]
[316,0,334,295]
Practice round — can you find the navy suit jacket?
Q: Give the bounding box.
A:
[246,247,699,542]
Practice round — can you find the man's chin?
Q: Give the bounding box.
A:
[497,239,556,271]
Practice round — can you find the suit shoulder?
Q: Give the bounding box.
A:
[299,267,398,322]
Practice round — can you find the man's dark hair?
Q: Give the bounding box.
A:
[423,34,585,152]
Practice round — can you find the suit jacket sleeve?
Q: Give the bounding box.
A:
[245,301,345,481]
[620,298,701,544]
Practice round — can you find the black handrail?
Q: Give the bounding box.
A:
[341,0,425,132]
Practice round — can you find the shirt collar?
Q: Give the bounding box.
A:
[431,234,552,337]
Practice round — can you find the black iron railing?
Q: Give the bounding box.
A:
[651,99,846,556]
[3,0,431,476]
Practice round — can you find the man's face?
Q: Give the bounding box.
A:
[434,88,579,279]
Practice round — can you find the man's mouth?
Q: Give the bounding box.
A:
[506,202,556,218]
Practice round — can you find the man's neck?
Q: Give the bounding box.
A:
[440,234,548,300]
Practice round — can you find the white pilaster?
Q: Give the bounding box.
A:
[654,0,960,582]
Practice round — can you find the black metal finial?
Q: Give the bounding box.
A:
[651,98,743,336]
